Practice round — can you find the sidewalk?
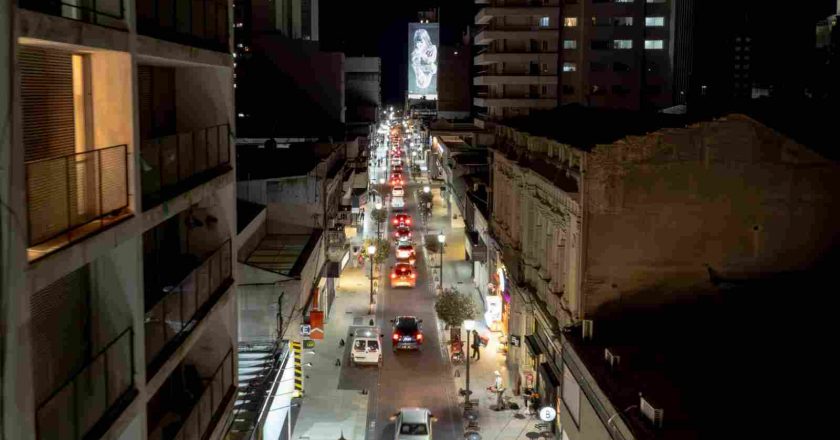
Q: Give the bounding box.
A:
[424,182,549,440]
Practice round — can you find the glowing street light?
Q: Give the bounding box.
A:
[423,186,430,194]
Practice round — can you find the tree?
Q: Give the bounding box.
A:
[362,237,390,264]
[418,191,433,206]
[434,288,478,329]
[371,208,388,225]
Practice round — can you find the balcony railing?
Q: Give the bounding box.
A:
[136,0,230,52]
[36,328,136,440]
[171,349,235,440]
[145,239,233,377]
[25,144,130,255]
[140,124,231,211]
[19,0,128,29]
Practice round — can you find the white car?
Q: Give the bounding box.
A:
[391,196,405,209]
[391,407,436,440]
[349,327,382,366]
[392,186,405,198]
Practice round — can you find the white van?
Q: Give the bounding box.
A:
[350,327,383,366]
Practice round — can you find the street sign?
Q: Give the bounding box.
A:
[539,406,557,422]
[509,335,521,347]
[303,339,315,349]
[299,324,311,336]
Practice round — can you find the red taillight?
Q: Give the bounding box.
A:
[390,273,397,279]
[416,333,423,341]
[406,219,412,225]
[392,219,398,224]
[410,273,416,279]
[393,333,400,341]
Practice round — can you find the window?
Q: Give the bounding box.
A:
[563,17,578,27]
[613,39,633,49]
[562,367,581,425]
[563,40,577,49]
[645,84,662,94]
[645,16,665,26]
[646,0,666,3]
[645,39,664,49]
[400,423,428,435]
[613,62,631,72]
[539,16,550,27]
[541,85,548,95]
[613,17,634,26]
[590,85,606,95]
[616,0,634,2]
[542,63,549,73]
[563,62,577,72]
[542,40,549,51]
[590,62,607,72]
[591,40,610,50]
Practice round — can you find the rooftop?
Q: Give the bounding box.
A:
[236,143,336,181]
[241,229,322,277]
[564,264,835,440]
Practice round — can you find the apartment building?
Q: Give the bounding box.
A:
[1,2,236,439]
[488,104,840,420]
[345,56,382,137]
[473,0,562,120]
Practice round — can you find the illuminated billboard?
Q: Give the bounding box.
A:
[407,23,439,100]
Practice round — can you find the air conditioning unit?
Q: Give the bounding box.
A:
[640,396,664,428]
[604,348,620,369]
[582,319,594,340]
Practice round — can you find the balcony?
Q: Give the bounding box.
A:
[147,349,235,440]
[474,74,558,86]
[25,145,132,262]
[36,328,136,440]
[474,28,559,45]
[136,0,230,53]
[140,124,231,211]
[476,6,559,25]
[18,0,128,29]
[145,239,233,378]
[474,52,557,65]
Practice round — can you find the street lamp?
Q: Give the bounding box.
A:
[367,244,377,314]
[463,319,476,410]
[437,233,446,291]
[423,185,430,194]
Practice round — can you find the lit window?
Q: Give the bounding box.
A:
[564,17,578,27]
[646,0,665,3]
[539,17,550,27]
[563,62,577,72]
[613,39,633,49]
[644,39,664,49]
[645,17,665,27]
[563,40,577,49]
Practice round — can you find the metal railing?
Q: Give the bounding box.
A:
[140,124,231,210]
[145,239,233,375]
[25,144,130,248]
[136,0,230,52]
[19,0,127,29]
[172,349,235,440]
[36,328,135,440]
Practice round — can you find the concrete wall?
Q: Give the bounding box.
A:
[581,114,840,315]
[175,66,233,132]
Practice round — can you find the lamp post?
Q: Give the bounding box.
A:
[375,202,383,239]
[463,319,476,410]
[367,244,376,314]
[438,233,446,291]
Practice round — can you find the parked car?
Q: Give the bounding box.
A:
[393,225,411,242]
[391,196,405,210]
[349,327,383,366]
[391,407,436,440]
[390,316,423,350]
[389,263,417,288]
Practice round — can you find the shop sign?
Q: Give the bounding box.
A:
[309,310,324,340]
[299,324,311,336]
[540,406,557,422]
[303,339,316,349]
[509,335,521,347]
[486,295,502,323]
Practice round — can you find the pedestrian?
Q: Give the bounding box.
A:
[494,370,503,391]
[529,392,541,416]
[471,330,481,360]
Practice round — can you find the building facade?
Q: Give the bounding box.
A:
[473,0,561,120]
[491,107,840,431]
[345,56,382,136]
[1,1,238,439]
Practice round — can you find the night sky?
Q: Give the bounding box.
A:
[319,0,477,107]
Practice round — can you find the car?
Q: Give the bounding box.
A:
[392,165,404,174]
[390,316,423,350]
[391,407,436,440]
[396,244,416,265]
[349,327,383,366]
[389,174,404,186]
[392,186,405,197]
[392,213,412,227]
[390,263,417,288]
[393,225,411,242]
[392,157,403,166]
[391,196,405,209]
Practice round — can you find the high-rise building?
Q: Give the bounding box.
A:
[345,56,382,136]
[473,0,562,120]
[1,1,237,439]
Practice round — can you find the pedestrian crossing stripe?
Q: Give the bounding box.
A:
[291,341,304,394]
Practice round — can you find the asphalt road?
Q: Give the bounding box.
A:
[358,154,463,440]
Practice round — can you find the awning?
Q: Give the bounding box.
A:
[525,335,543,356]
[538,362,561,390]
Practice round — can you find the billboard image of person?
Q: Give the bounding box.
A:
[408,23,439,100]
